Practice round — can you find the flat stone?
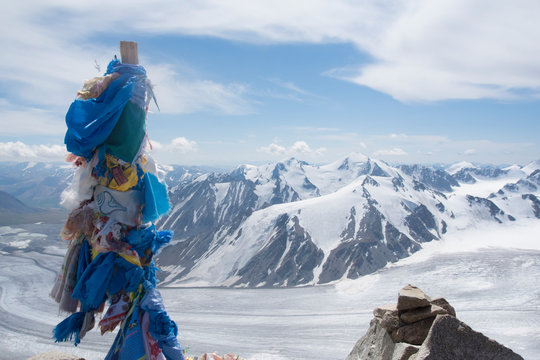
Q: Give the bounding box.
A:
[414,314,524,360]
[346,318,395,360]
[374,303,398,318]
[397,285,431,311]
[391,343,420,360]
[400,304,448,324]
[391,317,435,345]
[430,297,456,317]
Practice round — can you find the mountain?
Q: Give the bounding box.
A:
[0,190,41,213]
[0,162,73,209]
[1,157,538,285]
[155,155,540,288]
[0,190,66,225]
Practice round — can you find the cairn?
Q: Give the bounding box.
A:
[346,284,523,360]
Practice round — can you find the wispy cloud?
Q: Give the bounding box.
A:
[3,0,538,113]
[373,147,408,156]
[258,141,326,157]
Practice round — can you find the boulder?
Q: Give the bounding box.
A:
[400,304,448,324]
[397,285,431,311]
[374,303,398,318]
[391,343,419,360]
[430,298,456,317]
[346,319,395,360]
[391,317,435,345]
[413,315,524,360]
[380,311,400,332]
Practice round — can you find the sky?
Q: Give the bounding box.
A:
[0,0,539,168]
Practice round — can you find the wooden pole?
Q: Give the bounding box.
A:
[120,41,139,65]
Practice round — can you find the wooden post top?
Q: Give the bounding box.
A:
[120,41,139,65]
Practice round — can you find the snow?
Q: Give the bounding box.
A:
[1,222,539,360]
[215,183,231,207]
[522,159,540,175]
[164,155,540,287]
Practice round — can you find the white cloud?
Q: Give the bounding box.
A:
[169,137,198,153]
[463,148,477,155]
[373,147,408,156]
[0,141,66,161]
[259,141,326,157]
[148,140,164,151]
[2,0,539,111]
[259,143,286,155]
[290,141,311,153]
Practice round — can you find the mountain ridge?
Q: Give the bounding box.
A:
[1,156,538,286]
[154,154,540,287]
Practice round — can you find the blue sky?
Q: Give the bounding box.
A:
[1,0,539,167]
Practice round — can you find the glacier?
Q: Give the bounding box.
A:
[0,220,539,360]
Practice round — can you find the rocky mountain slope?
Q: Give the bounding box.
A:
[2,156,538,287]
[155,154,540,287]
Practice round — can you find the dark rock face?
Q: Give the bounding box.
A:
[413,315,524,360]
[454,167,508,184]
[404,205,438,243]
[466,195,505,223]
[453,170,476,184]
[522,194,540,218]
[319,202,423,284]
[156,173,259,284]
[399,165,458,192]
[232,215,324,287]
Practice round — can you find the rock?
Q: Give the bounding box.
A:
[374,303,400,332]
[374,303,398,318]
[380,311,401,332]
[391,343,420,360]
[430,298,456,317]
[391,317,435,345]
[346,319,395,360]
[27,351,84,360]
[400,304,448,324]
[414,315,524,360]
[397,285,431,311]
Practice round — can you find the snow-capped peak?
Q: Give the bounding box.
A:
[446,161,476,175]
[522,159,540,175]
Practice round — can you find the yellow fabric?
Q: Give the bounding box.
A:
[96,154,139,191]
[119,253,142,267]
[108,165,138,191]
